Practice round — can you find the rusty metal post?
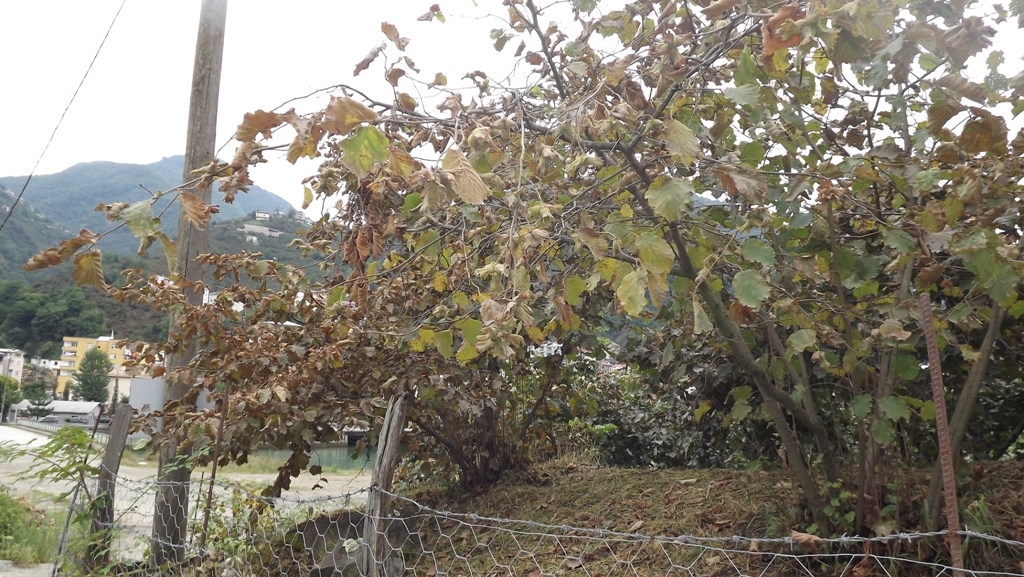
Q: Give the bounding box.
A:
[918,293,964,577]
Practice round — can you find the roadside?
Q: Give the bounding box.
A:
[0,425,373,501]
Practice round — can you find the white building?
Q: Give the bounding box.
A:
[255,210,271,221]
[9,400,101,424]
[0,348,25,383]
[30,358,61,372]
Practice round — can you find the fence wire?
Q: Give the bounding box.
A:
[52,467,1024,577]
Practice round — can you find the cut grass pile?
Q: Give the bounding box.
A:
[395,458,1024,576]
[0,484,64,565]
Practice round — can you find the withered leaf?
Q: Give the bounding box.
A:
[324,96,378,136]
[381,22,410,51]
[701,0,741,21]
[761,3,804,59]
[353,45,383,77]
[179,192,219,230]
[72,249,106,288]
[236,110,286,141]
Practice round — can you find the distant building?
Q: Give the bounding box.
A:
[0,349,25,383]
[56,336,132,396]
[9,400,101,424]
[296,213,314,225]
[246,234,259,245]
[255,210,271,221]
[239,224,281,239]
[30,358,61,372]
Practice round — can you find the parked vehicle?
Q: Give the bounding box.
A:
[40,416,58,423]
[65,416,88,424]
[98,415,111,424]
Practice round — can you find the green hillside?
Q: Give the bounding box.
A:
[1,202,323,355]
[0,188,74,283]
[0,156,295,256]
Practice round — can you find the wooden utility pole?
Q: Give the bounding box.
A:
[151,0,227,567]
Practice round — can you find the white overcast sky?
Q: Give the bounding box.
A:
[0,0,529,214]
[1,2,1019,216]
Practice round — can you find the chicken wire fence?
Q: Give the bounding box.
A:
[52,467,1024,577]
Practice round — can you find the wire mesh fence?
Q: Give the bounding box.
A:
[50,465,1024,577]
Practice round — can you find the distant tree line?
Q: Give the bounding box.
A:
[0,281,105,358]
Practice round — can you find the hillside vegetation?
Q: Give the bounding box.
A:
[0,155,293,256]
[0,189,73,283]
[0,210,322,356]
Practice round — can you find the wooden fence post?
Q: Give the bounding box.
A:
[87,403,133,568]
[359,393,410,577]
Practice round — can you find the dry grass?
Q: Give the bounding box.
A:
[394,459,1024,576]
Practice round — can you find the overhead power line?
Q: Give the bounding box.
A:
[0,0,128,235]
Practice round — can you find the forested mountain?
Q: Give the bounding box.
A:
[0,189,73,283]
[0,156,293,255]
[0,210,324,356]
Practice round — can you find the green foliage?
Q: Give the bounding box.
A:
[0,280,106,358]
[0,375,22,416]
[0,486,63,565]
[23,0,1024,533]
[71,348,113,403]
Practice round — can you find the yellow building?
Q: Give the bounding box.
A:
[56,336,130,397]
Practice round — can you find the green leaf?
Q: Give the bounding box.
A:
[616,268,648,317]
[896,354,921,380]
[339,126,389,179]
[724,84,760,106]
[851,395,873,420]
[693,295,713,335]
[732,270,771,308]
[882,228,916,253]
[787,329,817,354]
[455,317,483,345]
[565,275,587,306]
[403,192,422,217]
[131,438,150,451]
[435,330,454,359]
[694,400,712,423]
[645,177,693,222]
[872,418,897,445]
[879,396,911,421]
[120,200,160,240]
[920,400,936,422]
[664,120,699,166]
[635,232,675,276]
[741,238,775,266]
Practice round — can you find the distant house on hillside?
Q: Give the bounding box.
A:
[239,224,281,239]
[296,213,314,225]
[0,348,25,383]
[255,210,271,221]
[246,234,259,245]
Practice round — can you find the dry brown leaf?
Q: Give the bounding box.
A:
[179,192,219,230]
[381,22,410,51]
[627,519,645,532]
[323,96,378,136]
[701,0,741,21]
[353,45,383,76]
[934,74,987,104]
[790,530,824,545]
[235,110,286,141]
[761,3,804,59]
